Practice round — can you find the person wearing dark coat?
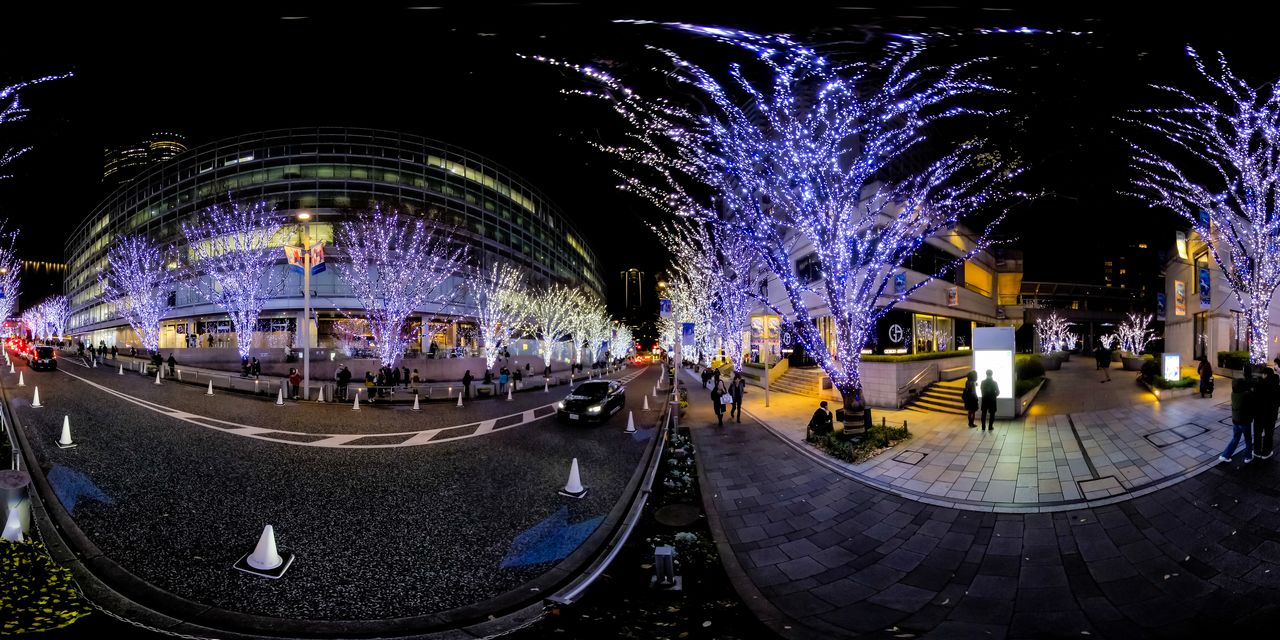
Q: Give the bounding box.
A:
[166,353,177,377]
[1222,376,1257,463]
[1198,356,1215,398]
[962,370,980,428]
[979,369,999,431]
[1094,340,1111,383]
[1253,370,1279,460]
[730,376,746,423]
[462,370,474,399]
[808,401,834,437]
[402,366,411,389]
[336,365,352,401]
[710,379,727,426]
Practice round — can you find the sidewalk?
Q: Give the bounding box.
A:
[737,370,1232,511]
[685,367,1280,638]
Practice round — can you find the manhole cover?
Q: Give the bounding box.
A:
[655,503,702,527]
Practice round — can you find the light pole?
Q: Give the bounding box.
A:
[297,211,313,400]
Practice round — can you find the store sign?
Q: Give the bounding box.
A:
[888,324,904,344]
[1198,266,1210,308]
[946,286,959,307]
[1175,280,1186,316]
[1163,353,1180,382]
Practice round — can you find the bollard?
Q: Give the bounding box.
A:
[651,545,682,591]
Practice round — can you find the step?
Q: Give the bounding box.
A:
[923,387,964,399]
[906,398,968,415]
[916,394,967,411]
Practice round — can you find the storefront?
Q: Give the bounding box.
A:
[866,309,978,356]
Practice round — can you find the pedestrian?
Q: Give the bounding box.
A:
[514,367,523,390]
[364,371,377,402]
[288,367,302,400]
[1220,372,1257,463]
[710,378,728,426]
[462,369,474,399]
[980,369,999,431]
[730,375,745,423]
[375,369,387,398]
[1198,356,1215,398]
[110,345,117,360]
[166,353,177,377]
[483,369,494,395]
[242,355,251,378]
[1254,370,1279,460]
[336,364,351,401]
[499,367,510,395]
[808,400,833,438]
[1094,339,1111,383]
[411,368,421,384]
[389,366,401,393]
[130,345,136,358]
[962,370,980,428]
[251,357,261,379]
[402,366,410,389]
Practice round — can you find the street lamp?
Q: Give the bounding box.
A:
[296,211,313,400]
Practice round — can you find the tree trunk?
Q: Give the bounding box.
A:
[1248,301,1271,364]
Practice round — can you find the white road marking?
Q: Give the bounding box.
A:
[48,366,649,449]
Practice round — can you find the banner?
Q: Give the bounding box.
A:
[659,298,672,318]
[681,322,695,347]
[946,286,959,307]
[1174,280,1186,316]
[1156,292,1166,321]
[309,242,326,275]
[893,272,906,295]
[1198,266,1211,308]
[284,245,304,272]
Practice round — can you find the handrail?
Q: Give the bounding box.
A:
[547,387,673,606]
[897,362,938,396]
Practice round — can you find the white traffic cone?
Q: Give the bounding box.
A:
[412,393,421,411]
[176,369,182,381]
[456,391,464,407]
[206,380,215,396]
[118,364,124,375]
[506,384,514,401]
[17,372,24,387]
[154,369,162,385]
[559,458,588,498]
[2,507,22,543]
[234,524,294,578]
[276,387,285,406]
[8,363,13,374]
[92,358,97,368]
[31,387,42,408]
[352,390,361,411]
[544,378,549,393]
[643,395,651,411]
[653,385,658,397]
[56,416,76,449]
[625,411,636,433]
[315,386,325,403]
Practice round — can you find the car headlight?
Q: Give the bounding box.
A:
[587,403,603,414]
[557,400,565,409]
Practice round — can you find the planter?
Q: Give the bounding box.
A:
[1040,354,1062,371]
[1056,351,1070,362]
[1111,351,1122,362]
[1016,379,1046,416]
[1121,356,1146,371]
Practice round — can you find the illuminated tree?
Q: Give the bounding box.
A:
[1117,313,1157,355]
[36,296,70,341]
[568,297,609,365]
[607,323,634,361]
[0,227,17,324]
[526,284,586,369]
[1,74,71,179]
[540,24,1017,412]
[336,205,467,367]
[331,317,370,356]
[99,235,174,352]
[183,200,285,359]
[1034,312,1071,354]
[471,262,528,369]
[1130,48,1280,363]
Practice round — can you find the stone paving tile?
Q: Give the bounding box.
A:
[683,367,1280,639]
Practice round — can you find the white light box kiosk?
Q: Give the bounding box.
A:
[973,327,1017,418]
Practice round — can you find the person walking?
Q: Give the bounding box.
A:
[1254,370,1279,460]
[710,378,728,426]
[288,367,302,400]
[364,371,377,402]
[401,366,410,389]
[514,367,523,390]
[1221,374,1257,463]
[1094,339,1111,383]
[462,369,474,399]
[730,375,746,423]
[1198,356,1215,398]
[962,370,980,428]
[251,357,261,379]
[979,369,999,431]
[110,345,117,360]
[808,400,834,438]
[166,353,177,378]
[336,364,351,401]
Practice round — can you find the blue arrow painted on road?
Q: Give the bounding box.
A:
[500,507,603,569]
[47,464,113,514]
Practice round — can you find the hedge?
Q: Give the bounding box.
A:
[862,349,970,363]
[1218,351,1250,370]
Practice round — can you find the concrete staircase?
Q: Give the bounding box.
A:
[772,367,826,398]
[904,378,968,415]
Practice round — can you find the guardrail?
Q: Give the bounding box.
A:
[547,387,674,605]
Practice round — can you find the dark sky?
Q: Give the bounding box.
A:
[2,4,1278,311]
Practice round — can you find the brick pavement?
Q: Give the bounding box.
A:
[685,371,1280,639]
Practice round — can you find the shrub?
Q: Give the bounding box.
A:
[807,424,911,464]
[862,350,970,363]
[1218,351,1249,370]
[1015,354,1045,380]
[1153,375,1198,389]
[1140,359,1161,382]
[1015,376,1045,397]
[0,540,92,633]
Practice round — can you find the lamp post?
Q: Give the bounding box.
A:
[296,211,313,400]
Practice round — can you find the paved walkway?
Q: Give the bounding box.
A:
[688,372,1280,638]
[738,363,1231,511]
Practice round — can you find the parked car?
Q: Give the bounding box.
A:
[26,345,57,371]
[556,380,626,423]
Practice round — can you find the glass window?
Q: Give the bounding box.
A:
[796,253,822,285]
[963,260,992,297]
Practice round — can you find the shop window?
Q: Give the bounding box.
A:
[796,253,822,285]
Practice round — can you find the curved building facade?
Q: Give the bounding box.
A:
[66,127,604,354]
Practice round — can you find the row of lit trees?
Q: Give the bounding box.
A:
[96,202,632,368]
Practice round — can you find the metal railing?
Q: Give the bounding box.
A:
[897,362,938,398]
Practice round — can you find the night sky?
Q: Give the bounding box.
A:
[1,4,1276,312]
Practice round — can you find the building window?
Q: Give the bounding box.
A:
[963,260,992,297]
[796,253,822,285]
[1193,311,1208,360]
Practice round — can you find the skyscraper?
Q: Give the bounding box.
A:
[102,132,188,185]
[621,268,644,310]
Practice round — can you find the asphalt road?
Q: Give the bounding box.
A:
[3,357,662,621]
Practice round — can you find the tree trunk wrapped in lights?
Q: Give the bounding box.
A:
[537,24,1018,414]
[99,235,174,353]
[183,200,285,360]
[336,206,467,368]
[1129,48,1280,364]
[526,284,586,369]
